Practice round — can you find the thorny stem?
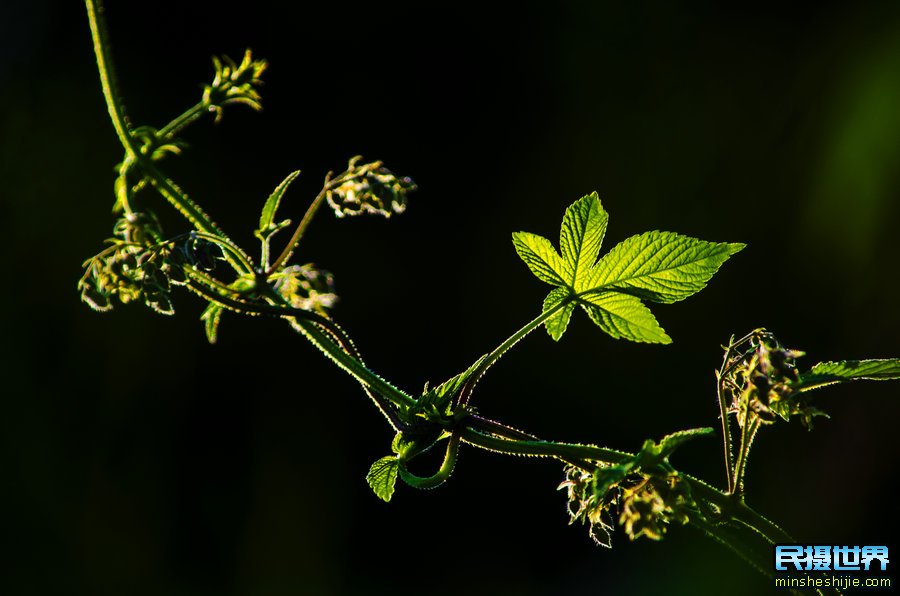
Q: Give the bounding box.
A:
[184,278,416,412]
[732,416,761,498]
[716,373,735,492]
[460,427,794,566]
[187,276,408,431]
[457,298,568,407]
[85,5,806,585]
[84,0,138,159]
[86,0,249,274]
[717,334,736,492]
[257,286,408,431]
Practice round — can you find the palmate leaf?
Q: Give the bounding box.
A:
[513,193,742,343]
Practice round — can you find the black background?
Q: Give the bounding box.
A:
[2,1,900,594]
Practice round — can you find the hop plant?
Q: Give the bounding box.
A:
[559,465,618,547]
[78,244,174,314]
[326,156,417,218]
[619,474,692,541]
[273,264,337,314]
[203,49,268,122]
[79,1,900,588]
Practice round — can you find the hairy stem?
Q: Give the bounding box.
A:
[460,426,793,576]
[267,176,333,274]
[86,0,250,274]
[732,416,761,498]
[84,0,139,158]
[457,298,568,406]
[184,278,416,411]
[159,101,207,139]
[294,319,416,409]
[459,427,629,463]
[716,370,735,492]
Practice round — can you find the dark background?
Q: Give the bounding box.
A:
[2,1,900,594]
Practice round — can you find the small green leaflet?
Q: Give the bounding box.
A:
[578,230,745,303]
[593,428,712,497]
[254,170,298,257]
[200,302,224,344]
[420,354,489,411]
[366,456,399,502]
[543,287,575,342]
[580,293,671,344]
[656,427,715,459]
[512,193,743,343]
[795,359,900,392]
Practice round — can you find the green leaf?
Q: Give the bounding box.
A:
[594,462,634,498]
[200,302,224,344]
[513,195,742,345]
[559,192,608,285]
[256,170,300,236]
[657,427,715,459]
[543,287,576,341]
[366,456,399,502]
[796,359,900,391]
[391,433,417,456]
[422,354,489,410]
[579,293,671,344]
[512,232,567,286]
[577,231,744,302]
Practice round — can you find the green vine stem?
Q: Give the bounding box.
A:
[84,0,138,158]
[158,101,208,139]
[716,365,735,492]
[266,175,333,275]
[83,4,875,593]
[183,278,416,412]
[85,0,251,274]
[457,298,568,406]
[398,434,461,489]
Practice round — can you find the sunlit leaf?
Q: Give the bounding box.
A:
[578,231,744,302]
[543,287,576,341]
[256,170,299,237]
[580,293,671,344]
[796,359,900,391]
[366,456,399,502]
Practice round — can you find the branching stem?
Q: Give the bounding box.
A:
[267,175,332,274]
[83,6,810,586]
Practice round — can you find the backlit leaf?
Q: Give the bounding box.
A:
[201,302,224,344]
[257,170,299,235]
[543,287,575,341]
[578,231,744,302]
[796,359,900,391]
[559,193,608,285]
[579,293,671,344]
[366,456,399,502]
[512,232,567,286]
